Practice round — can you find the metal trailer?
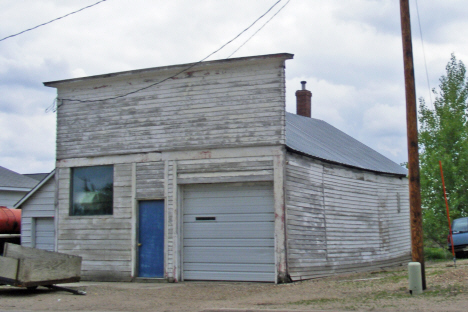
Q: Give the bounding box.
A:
[0,243,85,295]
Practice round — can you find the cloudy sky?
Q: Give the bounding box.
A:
[1,0,467,174]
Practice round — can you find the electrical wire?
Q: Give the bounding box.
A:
[228,0,291,58]
[54,0,283,108]
[0,0,107,42]
[415,0,433,109]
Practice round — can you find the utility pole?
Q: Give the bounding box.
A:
[399,0,426,290]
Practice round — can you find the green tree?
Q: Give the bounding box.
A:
[419,54,468,246]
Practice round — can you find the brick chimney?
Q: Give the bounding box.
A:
[295,81,312,118]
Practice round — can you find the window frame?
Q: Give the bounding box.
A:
[70,165,114,216]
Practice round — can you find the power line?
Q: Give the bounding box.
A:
[415,0,433,109]
[228,0,291,58]
[53,0,283,109]
[0,0,108,42]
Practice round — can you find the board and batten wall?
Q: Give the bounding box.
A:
[285,152,410,281]
[20,176,55,251]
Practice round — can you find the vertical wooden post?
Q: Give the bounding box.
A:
[399,0,426,290]
[439,161,456,259]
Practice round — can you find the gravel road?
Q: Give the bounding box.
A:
[1,258,467,312]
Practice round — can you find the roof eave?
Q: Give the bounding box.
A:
[0,186,31,192]
[285,146,408,177]
[43,53,294,88]
[14,170,55,208]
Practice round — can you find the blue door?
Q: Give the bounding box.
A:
[138,200,164,278]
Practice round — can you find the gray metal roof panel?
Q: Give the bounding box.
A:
[24,173,49,181]
[0,166,40,189]
[285,112,408,175]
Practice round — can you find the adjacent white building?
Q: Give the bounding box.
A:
[0,166,39,208]
[15,171,56,251]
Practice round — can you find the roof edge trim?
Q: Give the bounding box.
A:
[286,146,408,177]
[14,170,55,208]
[44,53,294,87]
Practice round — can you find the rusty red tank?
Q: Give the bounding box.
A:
[0,206,21,234]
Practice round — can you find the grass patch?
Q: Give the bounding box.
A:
[422,284,466,297]
[368,290,409,300]
[290,298,341,305]
[380,273,407,283]
[425,247,451,261]
[427,269,445,276]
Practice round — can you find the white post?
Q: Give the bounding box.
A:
[408,262,423,295]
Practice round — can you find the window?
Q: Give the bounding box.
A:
[452,218,468,233]
[71,165,113,216]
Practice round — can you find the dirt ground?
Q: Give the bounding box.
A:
[1,259,468,312]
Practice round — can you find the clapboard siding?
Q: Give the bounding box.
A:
[285,153,410,281]
[20,177,55,249]
[136,162,165,199]
[0,190,28,208]
[54,57,288,159]
[56,164,134,281]
[177,157,274,184]
[285,155,327,268]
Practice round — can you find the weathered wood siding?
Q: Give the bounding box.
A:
[285,153,410,281]
[54,57,288,160]
[56,165,134,281]
[165,160,177,281]
[177,157,273,184]
[136,162,165,199]
[20,177,55,249]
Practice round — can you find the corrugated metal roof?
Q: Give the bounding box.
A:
[0,166,39,190]
[285,112,408,176]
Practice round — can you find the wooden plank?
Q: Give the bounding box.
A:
[0,256,19,280]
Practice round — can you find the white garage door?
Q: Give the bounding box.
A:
[35,217,55,251]
[183,182,275,282]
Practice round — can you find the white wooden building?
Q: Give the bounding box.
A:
[44,53,410,283]
[15,171,56,252]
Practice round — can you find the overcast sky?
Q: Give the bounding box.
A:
[1,0,467,174]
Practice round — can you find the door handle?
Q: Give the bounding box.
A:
[138,243,142,247]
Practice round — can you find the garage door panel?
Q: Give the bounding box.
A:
[184,247,274,263]
[185,263,275,273]
[184,185,272,197]
[184,222,274,239]
[184,263,274,273]
[184,238,274,247]
[183,271,275,282]
[184,199,274,214]
[35,218,55,251]
[183,213,275,223]
[183,182,275,282]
